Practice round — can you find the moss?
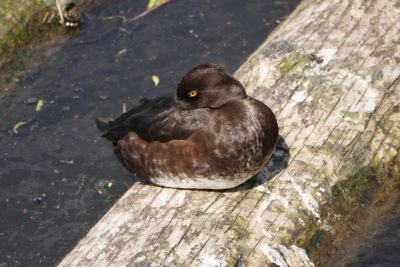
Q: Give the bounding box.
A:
[304,153,400,265]
[370,69,384,86]
[279,51,311,73]
[284,198,317,239]
[0,1,79,90]
[0,0,50,64]
[230,215,251,239]
[242,80,251,90]
[308,144,335,158]
[246,189,265,200]
[345,111,360,120]
[306,76,325,101]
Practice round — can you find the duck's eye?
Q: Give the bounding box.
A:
[187,90,198,98]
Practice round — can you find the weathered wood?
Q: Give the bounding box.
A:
[58,0,400,266]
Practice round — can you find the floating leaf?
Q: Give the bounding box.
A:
[151,75,160,86]
[60,159,74,164]
[116,48,127,57]
[147,0,168,10]
[35,99,44,111]
[96,179,114,197]
[13,122,27,134]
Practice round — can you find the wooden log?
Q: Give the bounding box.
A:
[58,0,400,266]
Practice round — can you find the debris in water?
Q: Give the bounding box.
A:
[35,99,44,111]
[116,48,127,57]
[147,0,168,10]
[96,179,114,196]
[42,11,50,24]
[151,75,160,86]
[55,0,81,27]
[12,122,27,134]
[24,97,39,104]
[129,0,169,21]
[32,195,46,204]
[60,159,74,164]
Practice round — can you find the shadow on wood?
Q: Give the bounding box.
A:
[234,136,290,191]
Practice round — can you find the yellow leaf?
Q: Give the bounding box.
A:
[116,48,127,57]
[36,99,44,111]
[147,0,168,10]
[151,75,160,86]
[13,122,27,134]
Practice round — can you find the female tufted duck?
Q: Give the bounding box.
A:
[96,64,278,189]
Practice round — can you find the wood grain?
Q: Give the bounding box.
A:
[58,0,400,266]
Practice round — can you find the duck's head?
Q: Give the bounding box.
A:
[176,64,247,109]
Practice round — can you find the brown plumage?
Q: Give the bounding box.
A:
[96,64,278,189]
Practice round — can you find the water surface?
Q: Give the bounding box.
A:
[0,0,300,266]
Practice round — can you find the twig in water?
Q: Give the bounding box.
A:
[129,0,170,22]
[41,11,50,24]
[55,0,65,24]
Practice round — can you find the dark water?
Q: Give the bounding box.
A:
[328,198,400,267]
[0,0,300,266]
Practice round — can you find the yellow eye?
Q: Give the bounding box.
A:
[187,90,198,98]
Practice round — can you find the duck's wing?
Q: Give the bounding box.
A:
[96,95,203,143]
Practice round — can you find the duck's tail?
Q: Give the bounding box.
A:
[95,117,130,143]
[95,117,116,142]
[95,117,110,132]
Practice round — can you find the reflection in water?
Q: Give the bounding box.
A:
[327,198,400,267]
[0,0,300,266]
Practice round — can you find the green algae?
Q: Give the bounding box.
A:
[0,0,83,94]
[304,154,400,265]
[344,111,360,120]
[0,0,53,66]
[279,51,311,73]
[230,215,251,239]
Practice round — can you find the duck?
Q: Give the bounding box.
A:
[95,64,278,190]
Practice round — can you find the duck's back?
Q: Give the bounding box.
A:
[96,96,206,143]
